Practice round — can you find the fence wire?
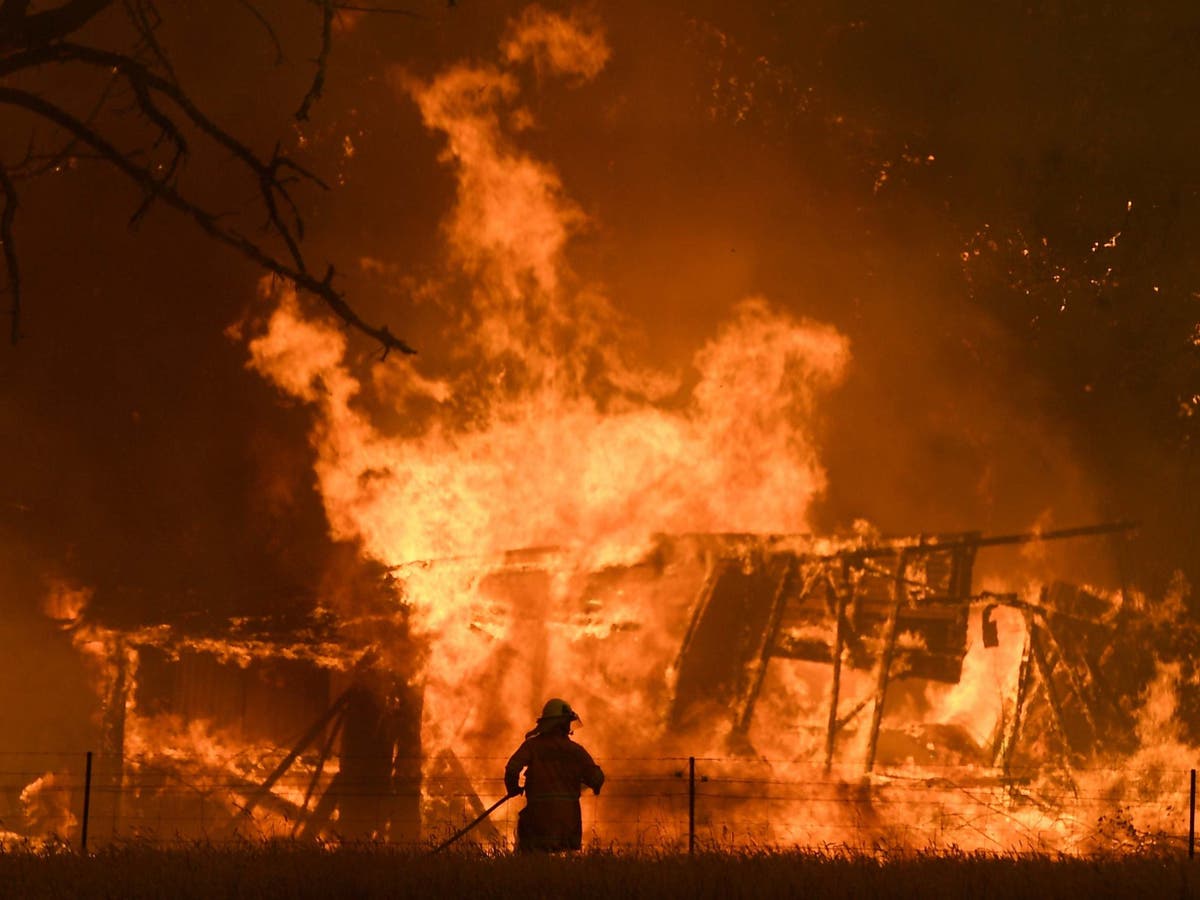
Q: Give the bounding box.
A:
[0,751,1192,854]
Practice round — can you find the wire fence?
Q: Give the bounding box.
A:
[0,751,1194,855]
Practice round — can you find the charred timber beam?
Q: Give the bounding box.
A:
[422,749,501,847]
[1073,643,1136,733]
[239,687,352,822]
[824,577,849,771]
[670,553,783,731]
[836,695,873,732]
[328,682,409,840]
[390,521,1133,572]
[863,552,907,775]
[994,612,1035,775]
[969,521,1135,550]
[842,521,1135,561]
[1027,620,1075,771]
[147,761,312,834]
[731,558,799,744]
[1036,620,1101,745]
[292,698,349,836]
[297,770,342,841]
[230,774,310,827]
[672,558,723,685]
[666,557,724,730]
[298,682,412,842]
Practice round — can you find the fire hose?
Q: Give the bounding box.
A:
[429,792,517,854]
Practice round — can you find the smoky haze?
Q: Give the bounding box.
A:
[0,1,1197,752]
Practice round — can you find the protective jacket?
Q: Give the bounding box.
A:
[504,732,604,852]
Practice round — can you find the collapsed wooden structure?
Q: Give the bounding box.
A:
[667,522,1137,773]
[989,581,1148,774]
[83,614,424,843]
[80,521,1143,842]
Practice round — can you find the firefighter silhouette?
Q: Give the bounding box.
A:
[504,698,604,852]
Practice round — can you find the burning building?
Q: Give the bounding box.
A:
[44,515,1187,852]
[7,3,1199,857]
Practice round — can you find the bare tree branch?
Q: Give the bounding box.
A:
[0,83,414,355]
[0,2,417,354]
[296,0,333,122]
[235,0,284,65]
[10,64,121,178]
[329,3,425,16]
[4,43,318,262]
[122,0,178,85]
[296,0,430,125]
[124,73,186,226]
[0,0,112,50]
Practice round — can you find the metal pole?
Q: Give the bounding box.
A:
[1189,768,1195,859]
[81,751,93,854]
[688,756,695,855]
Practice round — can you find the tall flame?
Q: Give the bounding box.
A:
[242,5,851,792]
[247,4,848,591]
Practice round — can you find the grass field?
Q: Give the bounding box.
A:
[0,844,1197,899]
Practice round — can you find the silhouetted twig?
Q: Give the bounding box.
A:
[0,0,416,354]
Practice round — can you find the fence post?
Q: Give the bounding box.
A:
[1189,768,1195,859]
[688,756,695,855]
[81,751,93,855]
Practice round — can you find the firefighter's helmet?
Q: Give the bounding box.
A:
[525,698,581,737]
[538,698,580,724]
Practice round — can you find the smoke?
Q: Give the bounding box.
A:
[501,5,611,81]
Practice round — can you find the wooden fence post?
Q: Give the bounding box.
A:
[81,751,93,854]
[688,756,695,855]
[1189,768,1195,859]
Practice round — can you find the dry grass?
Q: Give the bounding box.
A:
[0,843,1196,899]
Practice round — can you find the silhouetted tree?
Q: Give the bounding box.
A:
[0,0,418,354]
